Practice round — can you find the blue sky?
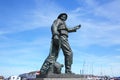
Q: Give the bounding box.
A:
[0,0,120,77]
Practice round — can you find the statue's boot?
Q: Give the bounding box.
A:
[65,54,74,74]
[65,67,75,74]
[40,61,51,74]
[65,65,72,73]
[65,63,74,74]
[40,59,54,75]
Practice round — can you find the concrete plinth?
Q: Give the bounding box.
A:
[36,78,86,80]
[36,74,87,80]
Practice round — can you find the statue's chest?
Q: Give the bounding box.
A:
[58,22,67,30]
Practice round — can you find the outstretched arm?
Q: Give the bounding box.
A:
[68,24,81,33]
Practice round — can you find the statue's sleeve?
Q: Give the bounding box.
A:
[67,27,77,33]
[51,19,61,36]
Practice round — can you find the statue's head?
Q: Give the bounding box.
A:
[57,13,67,21]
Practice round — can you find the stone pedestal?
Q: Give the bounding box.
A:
[36,74,87,80]
[36,78,86,80]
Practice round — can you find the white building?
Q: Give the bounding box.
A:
[8,76,21,80]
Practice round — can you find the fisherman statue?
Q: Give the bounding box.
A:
[39,13,81,75]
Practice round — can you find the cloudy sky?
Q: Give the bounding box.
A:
[0,0,120,77]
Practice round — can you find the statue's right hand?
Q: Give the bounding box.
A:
[53,35,59,40]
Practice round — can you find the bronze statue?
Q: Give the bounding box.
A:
[40,13,81,75]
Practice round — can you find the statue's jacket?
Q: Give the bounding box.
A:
[51,19,77,38]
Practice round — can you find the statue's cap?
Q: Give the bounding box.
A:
[57,13,68,19]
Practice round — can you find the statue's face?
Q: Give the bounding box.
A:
[60,15,67,21]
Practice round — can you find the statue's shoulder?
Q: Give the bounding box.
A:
[54,19,63,23]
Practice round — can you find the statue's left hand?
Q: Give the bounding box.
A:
[76,24,81,30]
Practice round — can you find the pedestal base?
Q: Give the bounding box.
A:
[36,78,86,80]
[36,74,87,80]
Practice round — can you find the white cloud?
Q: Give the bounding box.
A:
[75,0,120,23]
[65,0,120,47]
[67,21,120,47]
[95,0,120,22]
[0,0,65,35]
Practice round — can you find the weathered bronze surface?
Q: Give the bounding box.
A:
[39,13,81,75]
